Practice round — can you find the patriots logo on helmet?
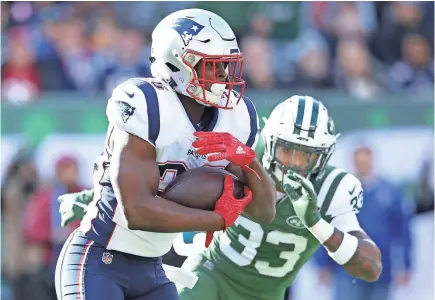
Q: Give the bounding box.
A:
[116,101,136,123]
[171,17,205,46]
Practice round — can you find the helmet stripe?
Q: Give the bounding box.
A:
[293,96,306,135]
[308,100,319,138]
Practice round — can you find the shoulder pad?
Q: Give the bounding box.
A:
[240,96,260,148]
[320,171,363,219]
[106,78,161,145]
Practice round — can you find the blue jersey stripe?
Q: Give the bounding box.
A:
[136,81,160,145]
[242,96,258,148]
[85,186,118,247]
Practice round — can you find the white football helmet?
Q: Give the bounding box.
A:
[150,8,245,109]
[262,96,338,185]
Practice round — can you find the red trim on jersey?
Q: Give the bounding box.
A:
[77,240,93,300]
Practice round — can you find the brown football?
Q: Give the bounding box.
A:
[161,167,245,211]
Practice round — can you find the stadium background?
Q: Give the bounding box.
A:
[1,1,433,300]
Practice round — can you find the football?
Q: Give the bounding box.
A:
[161,167,245,211]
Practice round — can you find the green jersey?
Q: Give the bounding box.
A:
[181,162,363,299]
[209,165,360,286]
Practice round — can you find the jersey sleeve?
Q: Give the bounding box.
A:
[324,173,364,233]
[106,79,160,146]
[241,96,259,149]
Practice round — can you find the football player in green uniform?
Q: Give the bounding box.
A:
[58,96,382,300]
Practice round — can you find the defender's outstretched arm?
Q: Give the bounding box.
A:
[320,227,382,282]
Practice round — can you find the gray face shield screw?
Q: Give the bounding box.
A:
[188,85,199,95]
[187,54,196,64]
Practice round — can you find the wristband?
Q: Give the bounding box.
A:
[328,233,359,265]
[308,219,334,243]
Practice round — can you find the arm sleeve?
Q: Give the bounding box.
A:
[106,79,160,146]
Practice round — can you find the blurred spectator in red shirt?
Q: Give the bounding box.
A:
[22,155,86,300]
[2,28,41,104]
[2,153,41,300]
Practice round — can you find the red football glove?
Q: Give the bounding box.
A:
[205,175,253,247]
[193,131,256,172]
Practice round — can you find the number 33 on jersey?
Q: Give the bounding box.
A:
[193,165,363,291]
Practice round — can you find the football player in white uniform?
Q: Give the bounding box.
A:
[58,96,382,300]
[55,9,276,300]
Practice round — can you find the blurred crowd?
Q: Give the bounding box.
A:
[1,2,434,300]
[1,1,434,104]
[2,152,86,300]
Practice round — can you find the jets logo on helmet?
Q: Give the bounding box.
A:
[171,18,205,46]
[327,117,335,135]
[262,95,338,187]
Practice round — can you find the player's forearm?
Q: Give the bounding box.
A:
[112,150,226,233]
[122,195,225,233]
[242,158,276,223]
[322,228,382,282]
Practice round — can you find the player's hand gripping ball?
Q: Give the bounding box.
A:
[161,167,253,247]
[193,131,256,171]
[208,175,252,247]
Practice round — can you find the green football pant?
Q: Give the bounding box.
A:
[178,254,285,300]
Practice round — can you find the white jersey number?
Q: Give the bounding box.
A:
[219,217,308,278]
[157,162,188,191]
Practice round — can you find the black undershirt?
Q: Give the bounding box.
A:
[196,107,216,131]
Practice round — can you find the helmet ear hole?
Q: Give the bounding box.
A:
[166,63,180,72]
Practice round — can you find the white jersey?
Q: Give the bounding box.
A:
[80,77,259,258]
[317,167,363,231]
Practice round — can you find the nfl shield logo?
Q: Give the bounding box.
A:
[102,252,113,265]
